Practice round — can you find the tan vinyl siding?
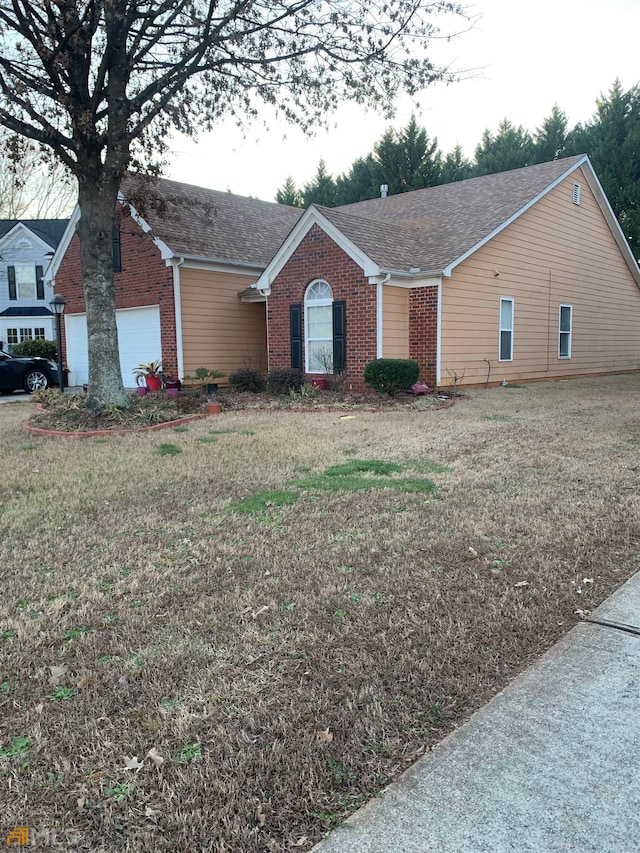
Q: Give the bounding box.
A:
[440,168,640,386]
[381,285,409,357]
[180,268,266,378]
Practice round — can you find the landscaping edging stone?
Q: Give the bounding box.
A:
[23,413,206,438]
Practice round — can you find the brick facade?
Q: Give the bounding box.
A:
[267,225,377,390]
[409,287,438,386]
[55,210,177,376]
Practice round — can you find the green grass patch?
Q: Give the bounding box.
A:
[0,736,31,759]
[290,475,437,494]
[228,490,300,514]
[158,443,181,456]
[324,459,403,477]
[196,437,218,443]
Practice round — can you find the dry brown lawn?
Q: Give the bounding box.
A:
[1,374,639,851]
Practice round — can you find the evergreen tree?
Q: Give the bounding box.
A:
[302,160,338,207]
[567,80,640,253]
[474,120,534,175]
[335,155,380,205]
[275,176,303,206]
[440,145,473,185]
[533,104,568,163]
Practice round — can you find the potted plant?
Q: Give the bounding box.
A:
[133,360,163,392]
[184,368,225,397]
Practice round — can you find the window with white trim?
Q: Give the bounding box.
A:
[499,298,514,362]
[305,280,334,373]
[15,265,37,299]
[8,264,45,300]
[559,304,572,359]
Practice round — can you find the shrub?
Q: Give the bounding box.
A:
[364,358,420,395]
[228,367,266,393]
[11,339,57,360]
[266,367,304,395]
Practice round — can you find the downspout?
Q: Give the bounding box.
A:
[377,273,391,358]
[436,278,443,387]
[172,257,185,380]
[546,269,552,373]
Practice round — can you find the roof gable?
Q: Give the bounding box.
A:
[256,155,640,289]
[0,219,69,252]
[118,174,304,267]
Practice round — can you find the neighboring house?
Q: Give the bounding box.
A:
[255,155,640,389]
[0,220,69,352]
[48,176,302,386]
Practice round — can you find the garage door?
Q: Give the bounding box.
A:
[65,306,162,387]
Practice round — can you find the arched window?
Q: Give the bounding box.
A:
[305,280,334,373]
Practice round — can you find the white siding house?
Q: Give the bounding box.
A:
[0,220,68,351]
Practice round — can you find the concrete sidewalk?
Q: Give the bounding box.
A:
[314,572,640,853]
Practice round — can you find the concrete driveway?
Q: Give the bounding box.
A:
[314,572,640,853]
[0,391,32,404]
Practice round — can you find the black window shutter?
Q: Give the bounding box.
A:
[290,304,303,370]
[8,266,16,300]
[332,300,346,374]
[36,265,44,299]
[112,226,122,273]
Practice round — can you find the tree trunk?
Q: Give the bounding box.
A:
[77,178,128,410]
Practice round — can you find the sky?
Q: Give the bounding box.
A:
[167,0,640,203]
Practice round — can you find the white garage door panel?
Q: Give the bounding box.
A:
[65,306,162,387]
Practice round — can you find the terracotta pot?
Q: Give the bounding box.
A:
[206,402,222,415]
[146,375,162,392]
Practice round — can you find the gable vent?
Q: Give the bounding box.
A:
[572,182,581,205]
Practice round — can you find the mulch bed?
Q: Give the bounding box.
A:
[25,387,458,433]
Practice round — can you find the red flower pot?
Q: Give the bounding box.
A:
[310,377,328,390]
[206,402,222,415]
[146,375,162,392]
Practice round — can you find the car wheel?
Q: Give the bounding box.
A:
[23,370,49,393]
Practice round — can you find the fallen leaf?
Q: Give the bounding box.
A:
[256,804,266,827]
[123,755,144,772]
[35,702,44,714]
[77,676,96,689]
[295,837,309,846]
[315,728,334,743]
[339,415,356,420]
[77,797,86,808]
[574,609,591,618]
[117,675,129,689]
[145,806,158,818]
[49,665,68,685]
[583,577,594,584]
[146,747,165,768]
[468,547,478,558]
[252,605,269,620]
[514,581,529,588]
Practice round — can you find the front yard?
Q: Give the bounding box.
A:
[1,374,639,851]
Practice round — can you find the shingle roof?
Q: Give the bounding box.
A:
[0,219,69,249]
[119,174,303,267]
[317,155,587,273]
[0,307,53,317]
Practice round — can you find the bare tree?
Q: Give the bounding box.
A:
[0,131,75,218]
[0,0,465,409]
